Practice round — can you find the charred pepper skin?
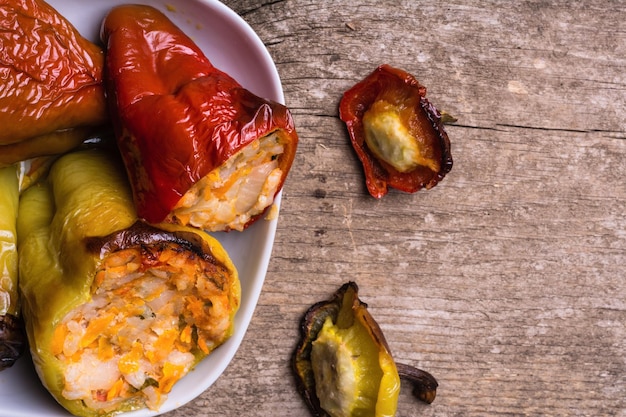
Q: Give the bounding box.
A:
[0,0,108,166]
[293,282,438,417]
[339,65,453,198]
[293,282,400,417]
[101,5,298,226]
[0,315,24,371]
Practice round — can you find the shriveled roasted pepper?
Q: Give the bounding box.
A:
[0,165,25,371]
[1,156,56,370]
[17,148,240,416]
[0,0,108,166]
[101,5,299,232]
[339,65,453,198]
[293,282,438,417]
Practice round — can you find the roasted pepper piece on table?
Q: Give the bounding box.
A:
[0,165,25,371]
[293,282,438,417]
[101,5,299,232]
[339,65,453,198]
[0,0,107,167]
[17,148,240,417]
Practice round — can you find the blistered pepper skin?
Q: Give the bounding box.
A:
[339,65,453,198]
[101,5,298,225]
[0,0,107,165]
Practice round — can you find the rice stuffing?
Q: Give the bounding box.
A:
[52,241,236,412]
[169,133,285,231]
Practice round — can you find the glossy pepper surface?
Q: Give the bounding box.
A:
[339,65,453,198]
[0,0,108,166]
[17,148,240,416]
[101,5,298,228]
[0,165,25,371]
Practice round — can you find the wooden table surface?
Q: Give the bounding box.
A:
[168,1,626,416]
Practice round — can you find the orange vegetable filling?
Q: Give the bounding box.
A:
[169,134,285,231]
[52,241,236,411]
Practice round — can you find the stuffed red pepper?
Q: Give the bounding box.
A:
[101,5,298,232]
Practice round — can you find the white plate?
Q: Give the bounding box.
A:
[0,0,283,416]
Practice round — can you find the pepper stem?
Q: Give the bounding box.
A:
[439,110,458,124]
[396,362,439,404]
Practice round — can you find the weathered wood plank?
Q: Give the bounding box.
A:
[167,1,625,416]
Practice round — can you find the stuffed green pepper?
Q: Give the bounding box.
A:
[17,148,240,416]
[0,165,25,371]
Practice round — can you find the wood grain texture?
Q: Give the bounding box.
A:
[167,1,625,416]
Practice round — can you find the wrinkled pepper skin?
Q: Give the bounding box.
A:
[17,148,239,417]
[339,65,453,198]
[0,127,99,168]
[293,282,401,417]
[101,5,298,226]
[0,165,25,371]
[0,0,108,166]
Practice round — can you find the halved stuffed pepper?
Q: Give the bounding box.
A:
[101,5,298,232]
[17,148,240,416]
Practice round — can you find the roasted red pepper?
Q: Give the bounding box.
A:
[0,0,107,166]
[101,5,298,232]
[339,65,453,198]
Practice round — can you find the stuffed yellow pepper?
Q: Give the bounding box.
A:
[17,148,240,416]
